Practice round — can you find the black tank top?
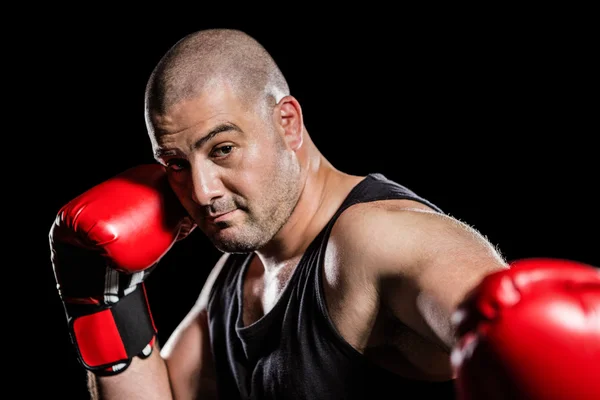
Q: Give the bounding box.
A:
[206,173,456,399]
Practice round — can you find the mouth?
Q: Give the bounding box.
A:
[207,209,237,224]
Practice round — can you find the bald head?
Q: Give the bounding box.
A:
[145,29,290,120]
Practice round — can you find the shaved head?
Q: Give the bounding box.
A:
[145,29,290,121]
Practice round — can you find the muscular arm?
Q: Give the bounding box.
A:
[382,208,508,350]
[331,201,508,355]
[88,253,229,400]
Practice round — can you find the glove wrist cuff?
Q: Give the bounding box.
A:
[67,283,157,375]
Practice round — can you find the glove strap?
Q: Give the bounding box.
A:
[67,283,157,375]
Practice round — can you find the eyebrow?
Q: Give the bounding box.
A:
[154,122,242,159]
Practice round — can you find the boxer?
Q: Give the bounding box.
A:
[49,28,599,400]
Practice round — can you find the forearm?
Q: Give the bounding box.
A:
[88,348,172,400]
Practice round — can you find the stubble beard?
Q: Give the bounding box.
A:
[210,186,301,254]
[211,163,302,254]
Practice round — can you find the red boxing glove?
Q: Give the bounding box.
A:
[49,164,194,375]
[451,258,600,400]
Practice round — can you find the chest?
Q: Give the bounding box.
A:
[241,258,297,327]
[241,253,381,351]
[216,263,454,399]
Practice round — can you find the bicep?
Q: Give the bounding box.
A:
[160,253,229,399]
[334,205,508,350]
[382,210,509,349]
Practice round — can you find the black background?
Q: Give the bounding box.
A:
[33,13,596,400]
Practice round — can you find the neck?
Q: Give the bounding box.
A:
[254,136,349,274]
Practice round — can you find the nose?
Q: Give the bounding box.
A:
[190,163,224,207]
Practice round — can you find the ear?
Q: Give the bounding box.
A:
[275,95,303,151]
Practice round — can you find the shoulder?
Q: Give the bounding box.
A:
[195,252,233,310]
[160,252,231,357]
[329,198,440,254]
[167,251,231,335]
[327,198,500,278]
[323,197,434,276]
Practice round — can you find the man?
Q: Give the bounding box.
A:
[49,28,599,399]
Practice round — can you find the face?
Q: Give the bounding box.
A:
[147,82,303,253]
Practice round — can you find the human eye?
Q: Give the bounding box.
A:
[166,158,189,172]
[211,145,234,158]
